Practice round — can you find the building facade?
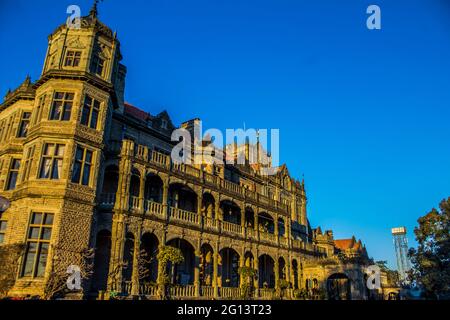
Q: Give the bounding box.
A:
[0,6,372,300]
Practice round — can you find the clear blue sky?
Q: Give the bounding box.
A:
[1,0,449,269]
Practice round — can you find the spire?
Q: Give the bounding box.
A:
[89,0,101,18]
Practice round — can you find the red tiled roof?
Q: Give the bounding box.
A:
[334,239,355,250]
[124,102,151,121]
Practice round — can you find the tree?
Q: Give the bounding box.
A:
[43,245,94,300]
[156,246,184,299]
[408,197,450,299]
[0,243,25,297]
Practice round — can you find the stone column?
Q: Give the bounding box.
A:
[194,250,201,297]
[254,250,259,297]
[131,225,142,296]
[241,202,246,237]
[139,173,146,213]
[213,242,219,298]
[107,214,126,292]
[239,254,245,288]
[162,179,169,220]
[274,257,280,291]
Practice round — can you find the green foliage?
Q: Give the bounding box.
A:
[293,288,308,300]
[278,279,291,290]
[408,197,450,299]
[238,266,257,299]
[156,246,184,299]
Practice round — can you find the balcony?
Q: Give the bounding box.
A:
[99,193,116,207]
[144,200,164,217]
[130,145,291,216]
[221,220,243,235]
[169,207,200,226]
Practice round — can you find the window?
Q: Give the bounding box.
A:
[71,146,93,186]
[21,212,54,278]
[80,95,100,129]
[64,50,81,67]
[5,159,20,190]
[0,218,6,244]
[0,120,5,142]
[39,143,65,179]
[49,92,74,121]
[21,145,35,182]
[32,95,46,125]
[91,55,104,76]
[161,119,168,129]
[17,112,31,138]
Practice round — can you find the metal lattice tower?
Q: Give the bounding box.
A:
[391,227,411,283]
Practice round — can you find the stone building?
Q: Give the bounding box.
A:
[0,4,372,300]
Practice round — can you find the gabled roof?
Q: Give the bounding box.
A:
[124,102,151,121]
[334,238,355,250]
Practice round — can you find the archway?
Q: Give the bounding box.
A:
[140,233,159,283]
[221,200,241,225]
[122,232,135,283]
[327,273,351,300]
[292,259,299,289]
[169,183,197,212]
[277,217,285,237]
[200,243,214,286]
[91,230,111,292]
[166,238,195,285]
[219,248,240,287]
[258,254,275,288]
[278,257,286,280]
[245,207,255,228]
[144,174,163,203]
[258,212,274,233]
[202,193,215,218]
[129,169,140,209]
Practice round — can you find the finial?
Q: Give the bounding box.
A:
[89,0,102,18]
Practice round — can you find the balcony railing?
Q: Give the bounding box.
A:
[201,286,214,298]
[129,196,140,211]
[219,287,242,299]
[222,221,242,235]
[169,207,200,225]
[130,147,291,215]
[140,283,158,296]
[169,285,196,298]
[144,200,164,217]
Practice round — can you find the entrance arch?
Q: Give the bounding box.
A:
[258,254,275,288]
[327,273,351,300]
[166,238,195,285]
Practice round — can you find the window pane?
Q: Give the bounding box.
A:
[0,221,6,231]
[55,92,64,100]
[65,93,74,101]
[62,102,72,121]
[50,101,62,120]
[75,147,84,161]
[31,213,43,224]
[44,214,54,225]
[81,105,90,126]
[44,144,54,156]
[0,234,4,243]
[39,158,52,178]
[12,159,20,170]
[72,161,81,183]
[41,227,52,240]
[82,164,91,185]
[6,172,18,190]
[56,145,65,156]
[52,159,63,179]
[36,243,49,277]
[22,243,37,277]
[90,108,98,129]
[29,227,40,239]
[85,150,93,163]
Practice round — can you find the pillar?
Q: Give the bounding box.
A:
[162,179,169,220]
[213,242,219,298]
[131,225,142,296]
[139,173,145,213]
[274,258,280,290]
[254,251,259,297]
[194,250,201,297]
[107,214,126,292]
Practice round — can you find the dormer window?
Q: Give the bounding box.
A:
[64,51,81,67]
[161,119,168,129]
[91,55,104,77]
